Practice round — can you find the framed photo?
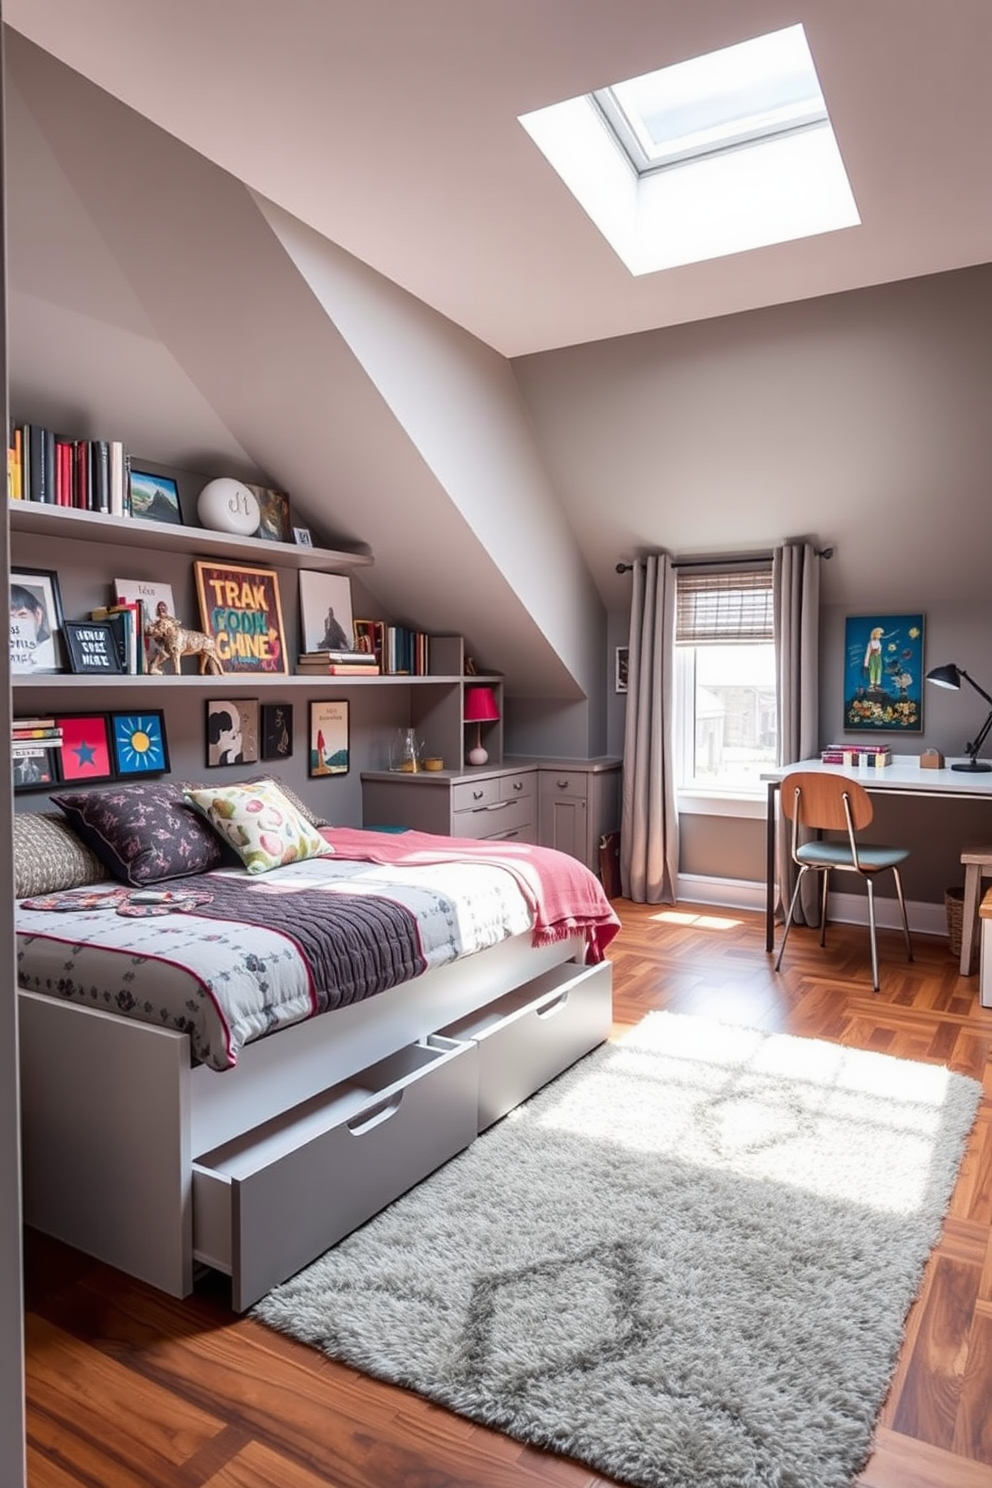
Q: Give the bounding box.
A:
[309,699,350,777]
[194,561,288,675]
[293,527,313,547]
[56,713,114,785]
[113,577,177,621]
[205,698,260,767]
[129,469,183,526]
[10,567,66,674]
[615,646,629,694]
[354,618,384,666]
[844,614,925,732]
[248,484,293,543]
[299,571,355,653]
[110,711,170,776]
[12,744,61,792]
[64,621,124,675]
[261,702,294,761]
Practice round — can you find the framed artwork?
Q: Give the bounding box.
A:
[56,713,114,784]
[248,484,293,543]
[293,527,313,547]
[299,571,355,653]
[194,561,288,675]
[205,697,260,766]
[10,567,66,674]
[111,711,170,776]
[309,699,350,777]
[63,621,124,675]
[12,744,61,792]
[354,618,384,666]
[114,577,177,621]
[261,702,294,761]
[615,646,629,694]
[843,614,925,732]
[128,469,183,525]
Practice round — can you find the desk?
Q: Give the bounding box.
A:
[762,757,992,952]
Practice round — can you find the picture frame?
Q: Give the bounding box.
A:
[292,527,313,547]
[298,571,355,654]
[354,618,385,667]
[110,710,170,777]
[194,561,288,675]
[261,702,294,761]
[247,484,293,544]
[128,469,183,526]
[843,614,925,733]
[205,697,260,767]
[12,743,61,792]
[10,567,66,674]
[55,713,115,785]
[615,646,629,694]
[309,699,350,777]
[63,620,124,676]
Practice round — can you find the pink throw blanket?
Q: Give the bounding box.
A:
[322,828,621,962]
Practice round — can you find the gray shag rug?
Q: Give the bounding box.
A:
[253,1012,982,1488]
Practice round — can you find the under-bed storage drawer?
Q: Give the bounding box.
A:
[192,1035,478,1311]
[440,959,612,1131]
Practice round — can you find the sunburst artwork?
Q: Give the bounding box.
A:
[111,711,169,776]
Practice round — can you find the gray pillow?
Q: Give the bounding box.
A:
[13,812,107,898]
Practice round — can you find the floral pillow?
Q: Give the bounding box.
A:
[50,780,226,886]
[182,780,335,875]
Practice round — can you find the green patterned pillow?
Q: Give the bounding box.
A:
[182,780,334,875]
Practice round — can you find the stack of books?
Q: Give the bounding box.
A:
[12,716,63,786]
[820,743,892,767]
[9,422,130,515]
[295,649,381,676]
[90,602,147,674]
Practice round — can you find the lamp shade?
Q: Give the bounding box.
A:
[463,686,500,723]
[926,664,962,690]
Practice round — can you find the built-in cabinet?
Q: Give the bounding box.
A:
[362,756,621,872]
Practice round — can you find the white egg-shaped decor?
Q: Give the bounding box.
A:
[197,478,260,536]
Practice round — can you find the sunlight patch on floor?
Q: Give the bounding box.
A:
[650,909,743,931]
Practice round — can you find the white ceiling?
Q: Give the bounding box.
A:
[7,0,992,359]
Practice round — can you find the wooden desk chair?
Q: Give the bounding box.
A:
[775,770,913,993]
[958,844,992,976]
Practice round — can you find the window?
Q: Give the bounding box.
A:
[675,566,777,794]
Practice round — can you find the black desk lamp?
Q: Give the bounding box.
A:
[925,663,992,772]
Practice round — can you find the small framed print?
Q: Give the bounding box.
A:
[111,711,170,777]
[12,744,61,792]
[10,567,66,674]
[261,702,294,761]
[248,484,292,543]
[615,646,629,694]
[205,698,260,767]
[64,621,124,675]
[293,527,313,547]
[128,469,183,525]
[309,699,349,777]
[56,713,114,785]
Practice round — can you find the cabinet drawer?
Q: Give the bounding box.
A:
[452,777,500,811]
[540,770,589,802]
[439,960,612,1131]
[453,796,534,842]
[192,1035,478,1311]
[499,771,535,804]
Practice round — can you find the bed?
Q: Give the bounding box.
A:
[15,780,621,1310]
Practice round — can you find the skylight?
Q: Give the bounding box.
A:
[518,24,859,276]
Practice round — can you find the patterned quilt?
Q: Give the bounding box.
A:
[15,853,537,1071]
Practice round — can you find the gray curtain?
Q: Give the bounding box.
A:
[620,553,678,903]
[773,541,820,922]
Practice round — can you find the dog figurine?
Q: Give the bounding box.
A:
[146,609,223,675]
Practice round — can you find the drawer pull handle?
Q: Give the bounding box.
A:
[489,828,520,840]
[537,990,570,1018]
[472,789,484,800]
[556,778,570,789]
[481,800,510,812]
[347,1092,403,1136]
[512,781,523,792]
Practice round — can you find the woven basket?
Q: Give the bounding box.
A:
[945,886,965,957]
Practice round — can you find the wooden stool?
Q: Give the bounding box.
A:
[959,844,992,975]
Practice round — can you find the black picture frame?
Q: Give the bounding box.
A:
[128,469,184,526]
[309,699,350,777]
[63,620,125,675]
[12,743,61,793]
[205,698,260,767]
[110,710,170,777]
[261,702,294,761]
[10,566,66,674]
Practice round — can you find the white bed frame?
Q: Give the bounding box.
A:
[18,931,592,1306]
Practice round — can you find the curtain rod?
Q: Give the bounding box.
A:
[615,546,833,574]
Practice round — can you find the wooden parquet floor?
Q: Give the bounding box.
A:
[22,900,992,1487]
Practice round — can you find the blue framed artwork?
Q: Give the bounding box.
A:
[111,710,170,775]
[843,614,925,732]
